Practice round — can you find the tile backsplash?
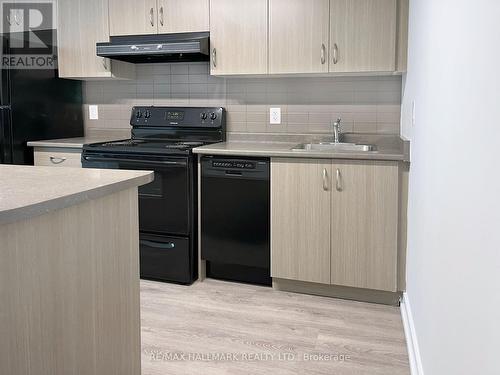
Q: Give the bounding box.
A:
[83,62,402,136]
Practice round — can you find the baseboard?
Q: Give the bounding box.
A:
[273,278,401,306]
[400,292,424,375]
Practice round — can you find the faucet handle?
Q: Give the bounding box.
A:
[333,118,342,131]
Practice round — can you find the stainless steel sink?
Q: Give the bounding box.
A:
[291,142,377,152]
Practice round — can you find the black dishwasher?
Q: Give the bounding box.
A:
[201,156,271,286]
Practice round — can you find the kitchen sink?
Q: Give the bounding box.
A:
[291,142,377,152]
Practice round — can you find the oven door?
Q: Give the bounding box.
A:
[82,152,191,236]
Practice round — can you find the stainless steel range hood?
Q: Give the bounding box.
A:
[96,32,209,63]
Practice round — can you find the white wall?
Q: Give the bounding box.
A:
[401,1,500,374]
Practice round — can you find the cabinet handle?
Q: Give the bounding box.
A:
[6,15,12,26]
[321,43,326,65]
[322,168,329,191]
[335,168,342,191]
[14,11,20,25]
[149,7,154,27]
[49,156,66,164]
[102,57,108,70]
[159,6,164,26]
[140,239,175,249]
[212,48,217,68]
[333,43,339,64]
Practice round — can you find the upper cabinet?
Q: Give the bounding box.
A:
[269,0,329,74]
[108,0,157,36]
[329,0,397,73]
[158,0,209,33]
[58,0,408,78]
[58,0,134,80]
[209,0,268,75]
[109,0,209,36]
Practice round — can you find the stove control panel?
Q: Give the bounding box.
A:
[131,106,225,128]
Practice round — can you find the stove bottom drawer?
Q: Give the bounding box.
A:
[139,234,195,285]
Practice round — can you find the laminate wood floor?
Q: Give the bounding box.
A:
[140,279,410,375]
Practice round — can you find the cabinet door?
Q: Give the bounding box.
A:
[157,0,209,33]
[109,0,158,36]
[329,0,397,72]
[269,0,329,74]
[209,0,268,75]
[271,159,331,284]
[58,0,108,78]
[58,0,134,79]
[331,161,398,292]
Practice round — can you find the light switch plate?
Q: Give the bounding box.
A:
[270,107,281,124]
[89,105,99,120]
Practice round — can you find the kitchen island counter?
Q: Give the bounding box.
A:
[0,165,153,375]
[0,165,152,225]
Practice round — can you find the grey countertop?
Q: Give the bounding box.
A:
[27,130,130,149]
[194,134,410,162]
[0,165,153,225]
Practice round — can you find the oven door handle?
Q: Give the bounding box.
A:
[82,155,187,166]
[140,239,176,249]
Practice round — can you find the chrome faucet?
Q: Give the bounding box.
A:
[332,118,342,143]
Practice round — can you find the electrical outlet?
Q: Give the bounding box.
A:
[89,105,99,120]
[270,107,281,125]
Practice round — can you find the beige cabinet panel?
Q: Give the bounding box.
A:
[34,148,82,168]
[271,158,331,284]
[330,0,397,72]
[109,0,158,36]
[210,0,268,75]
[58,0,134,79]
[158,0,209,33]
[396,0,409,72]
[331,160,399,292]
[269,0,329,74]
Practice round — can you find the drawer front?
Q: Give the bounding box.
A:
[34,149,82,167]
[139,234,194,284]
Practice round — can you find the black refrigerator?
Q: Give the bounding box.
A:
[0,30,83,165]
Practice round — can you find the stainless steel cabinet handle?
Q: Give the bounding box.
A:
[322,168,329,191]
[49,156,66,164]
[149,7,154,27]
[333,43,339,64]
[6,15,12,26]
[321,43,326,65]
[159,6,164,26]
[102,58,108,70]
[335,168,342,191]
[212,48,217,68]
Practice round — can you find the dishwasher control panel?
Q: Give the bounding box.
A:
[202,156,270,179]
[212,161,256,169]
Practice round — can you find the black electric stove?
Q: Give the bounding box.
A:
[82,106,226,284]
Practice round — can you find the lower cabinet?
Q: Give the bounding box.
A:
[330,160,399,292]
[33,148,82,168]
[271,158,399,292]
[271,159,331,284]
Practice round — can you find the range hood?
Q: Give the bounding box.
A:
[96,32,209,63]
